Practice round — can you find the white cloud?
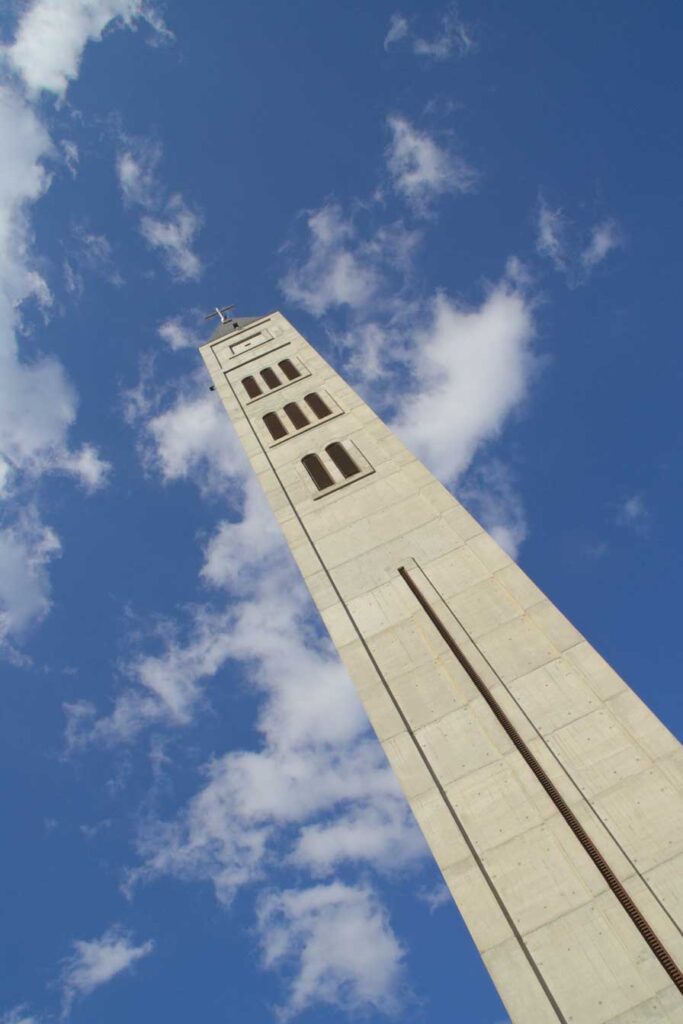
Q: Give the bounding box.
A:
[140,196,202,280]
[116,141,203,280]
[157,312,199,350]
[0,507,61,646]
[63,227,121,296]
[460,460,527,558]
[416,881,451,913]
[61,139,79,176]
[616,494,649,536]
[281,206,378,316]
[386,115,476,213]
[383,13,409,50]
[281,194,534,552]
[581,219,622,270]
[0,34,113,649]
[0,1006,38,1024]
[71,395,423,929]
[280,203,419,317]
[290,800,426,876]
[116,143,161,207]
[536,197,622,283]
[536,198,566,272]
[384,8,474,60]
[56,443,111,491]
[61,926,154,1014]
[258,883,405,1019]
[392,270,536,485]
[62,384,258,740]
[201,476,283,590]
[141,386,249,496]
[4,0,170,98]
[126,535,420,902]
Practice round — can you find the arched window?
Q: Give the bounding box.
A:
[242,375,261,399]
[279,358,301,381]
[326,442,360,479]
[304,392,331,419]
[284,402,309,430]
[261,367,281,389]
[302,454,334,491]
[263,412,287,440]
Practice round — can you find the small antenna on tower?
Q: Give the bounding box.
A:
[204,304,235,324]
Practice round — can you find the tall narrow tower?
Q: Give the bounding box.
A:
[200,310,683,1023]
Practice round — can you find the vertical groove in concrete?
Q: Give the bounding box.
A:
[398,566,683,993]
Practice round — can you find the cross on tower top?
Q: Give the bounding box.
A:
[204,304,235,324]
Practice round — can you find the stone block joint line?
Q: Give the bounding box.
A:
[397,566,683,995]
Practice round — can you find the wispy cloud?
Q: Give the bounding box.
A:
[280,203,419,316]
[3,0,170,98]
[581,220,622,271]
[60,926,154,1015]
[281,184,535,553]
[0,1006,38,1024]
[0,9,121,651]
[616,494,649,536]
[384,8,474,61]
[460,460,528,558]
[116,139,203,280]
[535,196,622,284]
[0,506,61,650]
[536,199,566,273]
[386,115,477,214]
[391,269,536,486]
[157,310,201,350]
[416,881,451,913]
[121,480,423,898]
[66,368,424,1015]
[258,883,406,1019]
[63,225,122,296]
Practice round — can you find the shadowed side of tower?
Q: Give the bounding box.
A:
[200,310,683,1024]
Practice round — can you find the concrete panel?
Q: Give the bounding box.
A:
[477,615,559,683]
[595,768,683,872]
[508,657,601,734]
[443,854,515,953]
[483,937,563,1024]
[445,757,551,854]
[382,731,434,801]
[484,814,608,935]
[645,851,683,927]
[549,708,652,799]
[417,701,514,789]
[445,576,522,639]
[525,891,676,1023]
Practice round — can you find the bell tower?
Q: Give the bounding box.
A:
[200,309,683,1023]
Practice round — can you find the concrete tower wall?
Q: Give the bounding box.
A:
[200,311,683,1023]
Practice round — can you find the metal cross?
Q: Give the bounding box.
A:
[204,304,235,324]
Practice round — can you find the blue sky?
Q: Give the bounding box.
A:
[0,1,682,1022]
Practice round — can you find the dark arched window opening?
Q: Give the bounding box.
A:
[326,442,360,479]
[263,412,287,440]
[302,454,334,491]
[284,402,309,430]
[261,367,281,389]
[279,358,301,381]
[304,392,331,419]
[242,375,261,399]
